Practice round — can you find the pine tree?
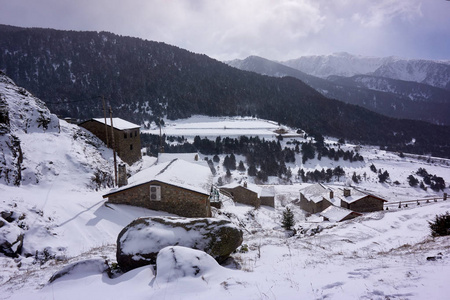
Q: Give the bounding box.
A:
[282,207,295,230]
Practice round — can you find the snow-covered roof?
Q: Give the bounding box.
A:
[261,186,275,197]
[221,182,262,196]
[157,153,207,167]
[92,118,140,130]
[332,187,369,204]
[221,182,275,198]
[104,159,213,196]
[320,206,361,222]
[301,184,385,205]
[300,183,333,204]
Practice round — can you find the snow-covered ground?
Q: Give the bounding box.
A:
[142,115,301,141]
[2,183,449,300]
[2,121,449,299]
[1,75,449,299]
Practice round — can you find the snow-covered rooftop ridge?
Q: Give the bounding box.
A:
[157,152,207,166]
[320,205,361,222]
[300,183,332,203]
[300,184,384,205]
[221,181,275,198]
[93,117,140,130]
[221,181,262,196]
[105,158,213,196]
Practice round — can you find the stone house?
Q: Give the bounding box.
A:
[103,159,213,217]
[220,182,275,208]
[299,184,387,214]
[80,117,141,165]
[299,183,333,214]
[336,187,387,212]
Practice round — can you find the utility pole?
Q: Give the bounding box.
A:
[102,96,109,147]
[159,119,164,153]
[109,107,118,187]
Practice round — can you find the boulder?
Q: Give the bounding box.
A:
[116,217,243,272]
[48,259,111,283]
[0,217,23,258]
[155,246,222,283]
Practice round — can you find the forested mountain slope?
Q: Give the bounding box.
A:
[1,25,449,157]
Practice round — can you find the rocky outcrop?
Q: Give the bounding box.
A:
[0,72,59,186]
[116,217,243,272]
[0,211,23,257]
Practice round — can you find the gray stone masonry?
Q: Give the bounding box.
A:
[80,119,141,165]
[106,180,211,217]
[341,196,384,212]
[220,186,260,208]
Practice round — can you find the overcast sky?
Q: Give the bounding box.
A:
[1,0,449,61]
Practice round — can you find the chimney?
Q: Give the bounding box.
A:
[243,181,248,188]
[343,188,351,197]
[118,163,128,187]
[329,190,334,198]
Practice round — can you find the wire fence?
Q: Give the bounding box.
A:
[384,194,447,210]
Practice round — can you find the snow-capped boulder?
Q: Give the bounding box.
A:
[116,217,243,272]
[48,259,111,283]
[155,246,222,283]
[0,212,23,258]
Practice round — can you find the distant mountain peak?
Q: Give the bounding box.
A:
[280,53,450,90]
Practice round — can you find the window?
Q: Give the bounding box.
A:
[130,144,133,150]
[150,185,161,201]
[135,130,137,137]
[124,133,127,139]
[129,132,133,138]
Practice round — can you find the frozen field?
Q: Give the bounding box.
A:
[142,115,302,140]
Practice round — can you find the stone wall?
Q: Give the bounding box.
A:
[80,120,141,165]
[220,186,260,208]
[106,180,211,217]
[260,196,274,208]
[342,196,384,212]
[299,193,331,213]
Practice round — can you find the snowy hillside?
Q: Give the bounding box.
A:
[328,75,450,103]
[0,72,115,188]
[1,78,449,299]
[282,52,450,90]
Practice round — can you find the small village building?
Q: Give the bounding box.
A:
[80,117,141,165]
[335,187,387,213]
[299,183,387,214]
[320,206,362,222]
[220,182,275,208]
[103,159,213,217]
[299,183,334,214]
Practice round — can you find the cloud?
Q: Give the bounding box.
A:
[0,0,449,60]
[350,0,422,27]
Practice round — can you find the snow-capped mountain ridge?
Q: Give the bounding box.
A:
[281,52,394,78]
[281,52,450,90]
[328,74,450,104]
[226,56,450,125]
